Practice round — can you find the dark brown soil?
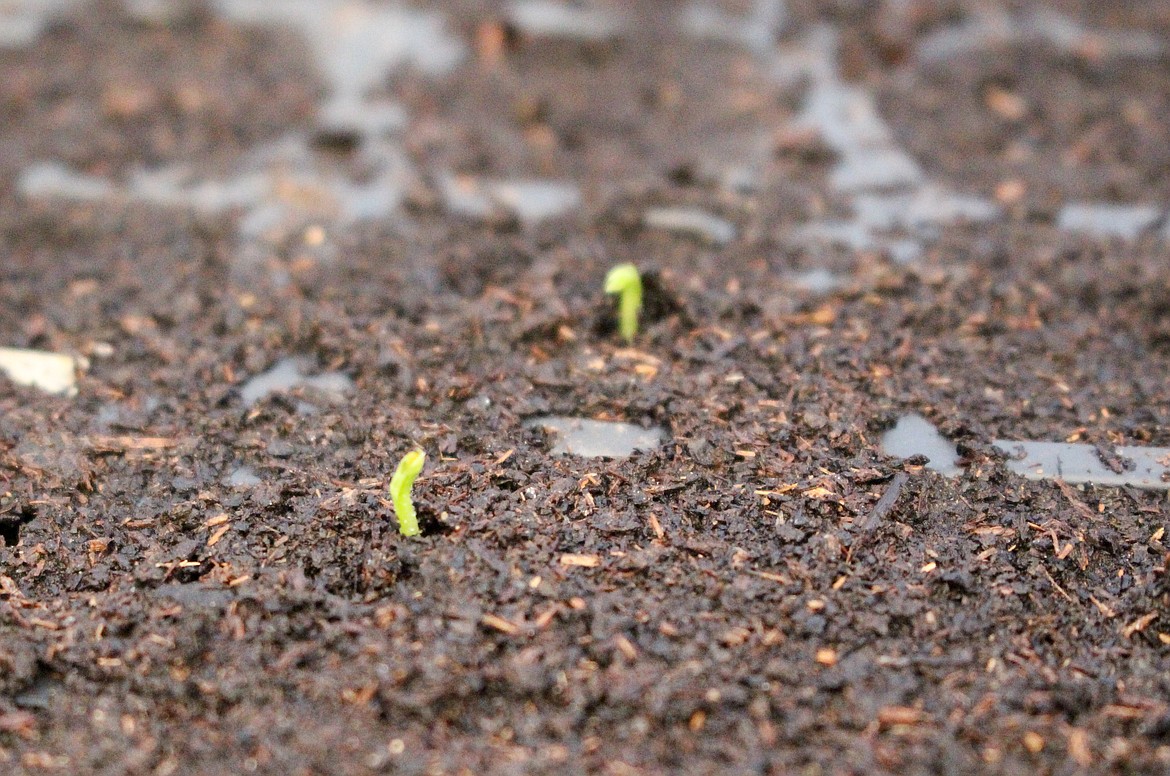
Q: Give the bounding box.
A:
[2,2,1170,774]
[0,2,318,182]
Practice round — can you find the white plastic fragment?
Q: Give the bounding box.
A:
[880,414,961,476]
[916,7,1166,64]
[881,415,1170,490]
[19,0,464,243]
[0,347,79,396]
[1056,203,1161,240]
[774,26,999,260]
[19,162,117,202]
[994,440,1170,490]
[644,207,737,245]
[786,268,841,293]
[525,416,666,458]
[438,174,581,226]
[488,180,581,225]
[224,467,263,487]
[683,0,787,54]
[507,0,623,41]
[212,0,465,95]
[0,0,80,48]
[238,357,354,407]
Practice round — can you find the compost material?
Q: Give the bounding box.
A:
[2,1,1169,774]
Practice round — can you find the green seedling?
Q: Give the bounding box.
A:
[605,263,643,343]
[389,449,426,537]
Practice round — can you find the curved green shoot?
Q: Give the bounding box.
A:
[389,449,426,537]
[605,263,642,343]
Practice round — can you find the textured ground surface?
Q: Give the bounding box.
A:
[2,1,1170,774]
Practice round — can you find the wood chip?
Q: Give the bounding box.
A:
[91,435,179,451]
[756,485,799,497]
[815,648,837,666]
[805,305,836,325]
[1022,731,1045,754]
[613,635,638,660]
[986,86,1028,121]
[532,606,559,629]
[1121,612,1157,638]
[481,613,520,635]
[0,711,37,738]
[559,553,600,568]
[207,524,231,547]
[1101,704,1147,719]
[340,684,377,705]
[719,627,751,647]
[877,706,923,726]
[1067,728,1092,767]
[862,472,908,533]
[648,513,664,540]
[612,348,662,365]
[1040,566,1073,602]
[1090,595,1118,618]
[0,575,20,597]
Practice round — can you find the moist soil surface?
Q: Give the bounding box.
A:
[2,1,1170,774]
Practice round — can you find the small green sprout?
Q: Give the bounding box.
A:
[389,449,426,537]
[605,263,643,343]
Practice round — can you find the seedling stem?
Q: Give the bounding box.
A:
[605,263,642,343]
[389,449,425,537]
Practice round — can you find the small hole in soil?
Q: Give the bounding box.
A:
[0,505,35,547]
[593,269,690,338]
[667,163,696,186]
[418,507,456,536]
[0,523,18,546]
[312,130,361,154]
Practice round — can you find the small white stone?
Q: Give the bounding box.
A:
[0,347,79,396]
